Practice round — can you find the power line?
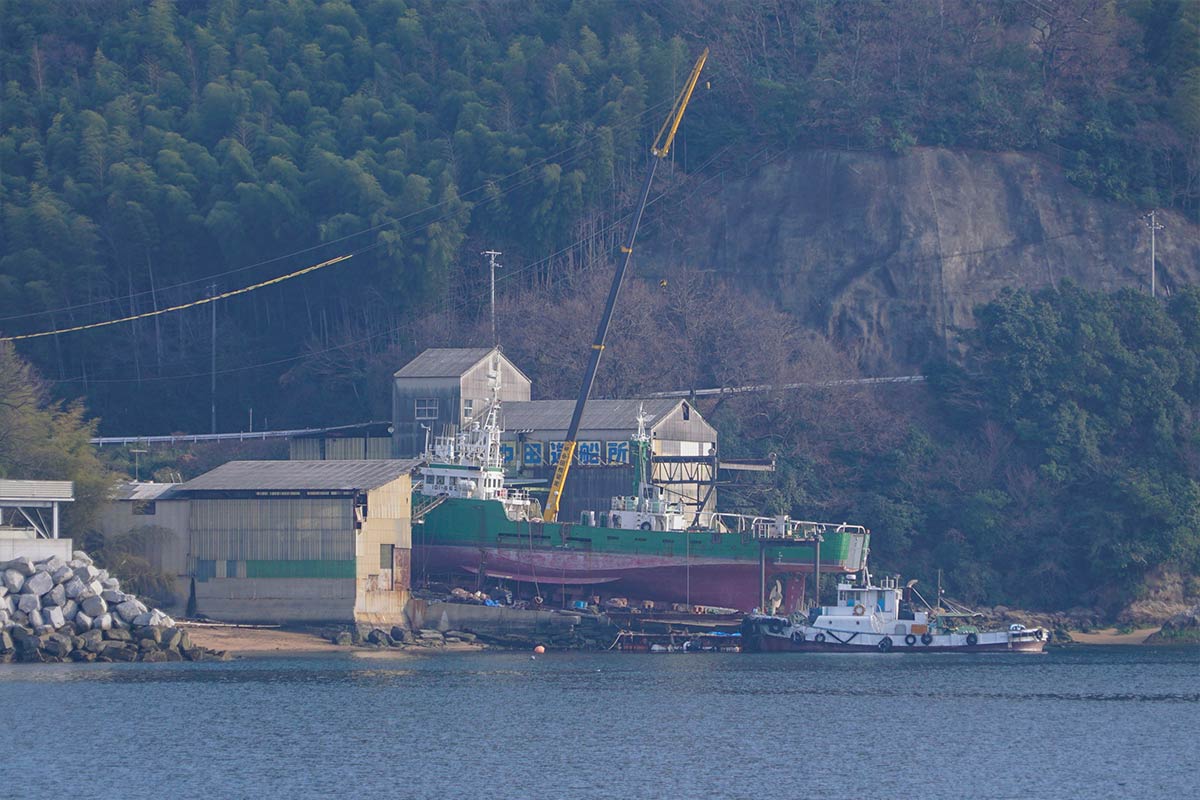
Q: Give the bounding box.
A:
[32,140,789,384]
[38,145,689,382]
[0,95,679,325]
[2,107,656,345]
[0,253,354,342]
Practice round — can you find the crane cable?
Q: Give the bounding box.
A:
[0,253,354,342]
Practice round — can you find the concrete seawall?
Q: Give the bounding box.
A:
[406,599,580,639]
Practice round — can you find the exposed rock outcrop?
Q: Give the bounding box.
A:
[652,147,1200,371]
[1144,605,1200,645]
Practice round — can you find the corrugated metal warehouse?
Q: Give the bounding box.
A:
[178,459,420,625]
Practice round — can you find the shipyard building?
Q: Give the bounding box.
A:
[175,459,419,625]
[391,348,531,457]
[389,348,717,522]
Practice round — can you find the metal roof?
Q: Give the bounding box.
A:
[0,480,74,503]
[179,459,422,493]
[394,348,496,379]
[499,399,685,433]
[112,482,185,502]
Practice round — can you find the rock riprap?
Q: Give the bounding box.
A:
[0,551,227,664]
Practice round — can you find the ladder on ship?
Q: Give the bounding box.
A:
[412,494,448,521]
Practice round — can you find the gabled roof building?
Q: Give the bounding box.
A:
[391,348,531,458]
[176,459,421,625]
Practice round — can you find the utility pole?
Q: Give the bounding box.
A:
[130,448,147,481]
[209,283,217,434]
[482,249,502,345]
[1143,210,1164,298]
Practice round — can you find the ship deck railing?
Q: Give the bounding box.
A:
[702,512,868,541]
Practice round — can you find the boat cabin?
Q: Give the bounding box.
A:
[603,481,688,532]
[805,574,931,637]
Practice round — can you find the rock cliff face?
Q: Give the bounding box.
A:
[651,148,1200,371]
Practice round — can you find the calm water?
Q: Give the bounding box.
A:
[1,646,1196,799]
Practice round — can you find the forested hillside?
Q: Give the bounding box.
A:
[2,0,1199,611]
[1,0,1197,433]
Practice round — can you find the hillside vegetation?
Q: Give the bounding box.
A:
[1,0,1197,432]
[1,0,1198,611]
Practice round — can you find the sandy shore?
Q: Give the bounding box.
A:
[1067,627,1160,645]
[180,624,344,655]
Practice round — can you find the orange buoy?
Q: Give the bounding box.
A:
[533,645,546,654]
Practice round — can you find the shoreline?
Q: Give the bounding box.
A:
[180,624,487,657]
[1064,626,1161,646]
[178,622,1185,658]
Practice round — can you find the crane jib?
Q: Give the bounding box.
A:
[543,48,707,523]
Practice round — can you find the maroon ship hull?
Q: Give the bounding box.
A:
[413,543,837,612]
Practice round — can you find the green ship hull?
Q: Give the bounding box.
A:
[412,495,870,611]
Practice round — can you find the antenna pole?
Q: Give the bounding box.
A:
[209,283,217,434]
[937,568,943,613]
[483,250,502,345]
[1143,211,1164,298]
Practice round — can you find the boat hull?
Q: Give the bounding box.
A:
[412,496,871,612]
[417,543,805,610]
[742,616,1048,653]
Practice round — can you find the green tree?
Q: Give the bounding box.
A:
[0,341,114,533]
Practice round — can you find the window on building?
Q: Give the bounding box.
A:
[415,398,439,420]
[132,500,156,516]
[462,398,474,420]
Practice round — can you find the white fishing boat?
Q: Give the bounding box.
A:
[743,569,1049,653]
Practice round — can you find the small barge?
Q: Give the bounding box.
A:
[742,571,1048,654]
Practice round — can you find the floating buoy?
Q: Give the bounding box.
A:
[533,645,546,654]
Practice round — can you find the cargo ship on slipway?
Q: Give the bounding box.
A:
[741,570,1049,653]
[410,397,870,613]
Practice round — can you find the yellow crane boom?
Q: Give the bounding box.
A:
[542,48,708,523]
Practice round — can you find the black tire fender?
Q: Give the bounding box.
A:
[966,632,979,646]
[878,636,893,653]
[904,634,917,646]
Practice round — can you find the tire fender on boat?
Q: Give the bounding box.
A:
[639,521,652,531]
[904,634,917,646]
[767,619,784,635]
[966,632,979,646]
[920,632,933,645]
[814,633,826,643]
[791,630,805,644]
[878,636,893,653]
[1035,629,1044,641]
